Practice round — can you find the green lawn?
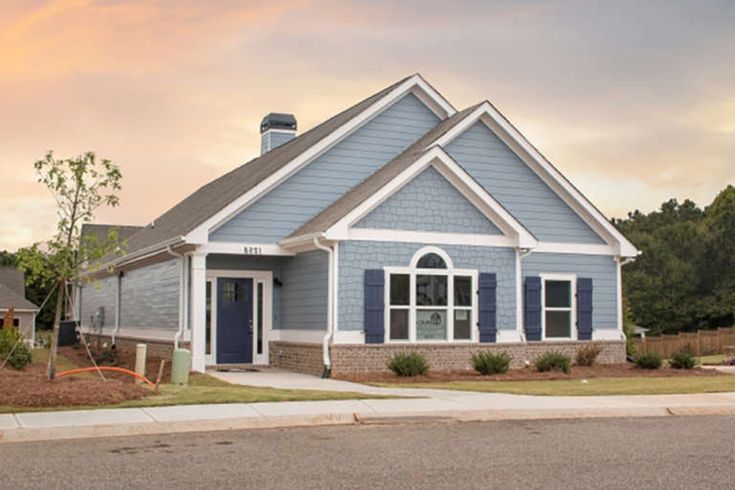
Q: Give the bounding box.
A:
[115,373,385,409]
[697,354,726,365]
[378,375,735,396]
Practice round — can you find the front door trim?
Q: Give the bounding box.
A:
[206,269,273,366]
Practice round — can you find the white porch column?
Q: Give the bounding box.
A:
[190,253,208,372]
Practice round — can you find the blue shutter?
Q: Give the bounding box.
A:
[524,276,542,341]
[577,278,593,340]
[364,269,385,344]
[478,273,497,343]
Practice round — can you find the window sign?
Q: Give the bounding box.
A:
[416,310,447,340]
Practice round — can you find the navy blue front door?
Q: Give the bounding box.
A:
[216,278,253,364]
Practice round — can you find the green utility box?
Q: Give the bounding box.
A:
[171,348,191,385]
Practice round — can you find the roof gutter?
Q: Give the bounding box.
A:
[312,235,335,378]
[93,236,186,276]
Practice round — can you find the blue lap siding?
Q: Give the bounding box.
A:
[521,253,618,329]
[338,241,516,332]
[446,122,605,244]
[211,93,441,243]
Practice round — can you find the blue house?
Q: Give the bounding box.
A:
[76,74,638,375]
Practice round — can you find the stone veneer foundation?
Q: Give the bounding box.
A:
[270,340,626,376]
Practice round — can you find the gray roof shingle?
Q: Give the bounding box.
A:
[0,267,24,297]
[119,76,414,257]
[287,103,482,238]
[0,284,37,311]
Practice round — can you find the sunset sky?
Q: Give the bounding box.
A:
[1,0,733,251]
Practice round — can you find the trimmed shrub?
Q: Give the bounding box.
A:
[534,351,571,374]
[387,352,429,377]
[472,351,512,375]
[0,328,33,370]
[575,342,603,367]
[635,352,662,370]
[669,350,699,370]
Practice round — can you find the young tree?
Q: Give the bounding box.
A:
[17,151,122,380]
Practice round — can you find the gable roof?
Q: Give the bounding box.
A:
[431,101,639,257]
[287,103,483,239]
[283,144,538,249]
[0,284,37,311]
[0,267,24,297]
[116,74,454,260]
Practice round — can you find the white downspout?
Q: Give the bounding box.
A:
[516,247,533,342]
[313,236,334,378]
[166,245,187,350]
[616,255,637,341]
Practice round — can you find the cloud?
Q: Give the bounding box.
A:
[0,0,733,250]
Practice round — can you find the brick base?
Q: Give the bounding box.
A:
[269,341,325,376]
[86,334,187,360]
[269,339,626,376]
[330,341,626,375]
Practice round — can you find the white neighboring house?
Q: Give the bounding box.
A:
[0,267,38,344]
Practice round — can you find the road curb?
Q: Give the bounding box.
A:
[2,405,735,444]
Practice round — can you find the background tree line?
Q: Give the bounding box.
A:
[1,184,732,338]
[613,185,735,335]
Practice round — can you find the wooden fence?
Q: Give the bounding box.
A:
[633,327,735,358]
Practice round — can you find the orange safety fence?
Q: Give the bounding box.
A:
[56,366,156,388]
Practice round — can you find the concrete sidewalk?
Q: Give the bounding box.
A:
[2,377,735,444]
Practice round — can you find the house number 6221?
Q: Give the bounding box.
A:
[243,246,262,255]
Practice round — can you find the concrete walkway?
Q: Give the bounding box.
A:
[2,370,735,444]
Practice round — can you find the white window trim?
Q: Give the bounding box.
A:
[540,273,577,341]
[205,269,273,366]
[384,247,479,344]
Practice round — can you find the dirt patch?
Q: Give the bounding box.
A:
[0,362,149,409]
[336,363,723,384]
[59,345,172,384]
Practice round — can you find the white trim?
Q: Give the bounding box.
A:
[270,329,326,343]
[190,253,208,372]
[333,330,364,344]
[185,75,456,244]
[198,242,295,256]
[347,229,516,247]
[383,246,478,344]
[323,147,537,249]
[540,273,577,341]
[616,257,623,332]
[206,269,273,366]
[333,242,340,333]
[432,102,638,257]
[262,128,297,135]
[593,329,624,341]
[496,329,524,343]
[534,242,617,256]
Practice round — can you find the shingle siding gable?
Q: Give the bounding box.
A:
[210,93,441,243]
[354,166,503,235]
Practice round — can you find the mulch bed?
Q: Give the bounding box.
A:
[0,362,149,409]
[59,345,173,384]
[336,363,724,384]
[0,343,174,410]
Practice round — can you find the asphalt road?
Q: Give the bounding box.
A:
[1,415,734,489]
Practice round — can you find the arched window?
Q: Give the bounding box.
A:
[386,247,476,343]
[416,253,447,269]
